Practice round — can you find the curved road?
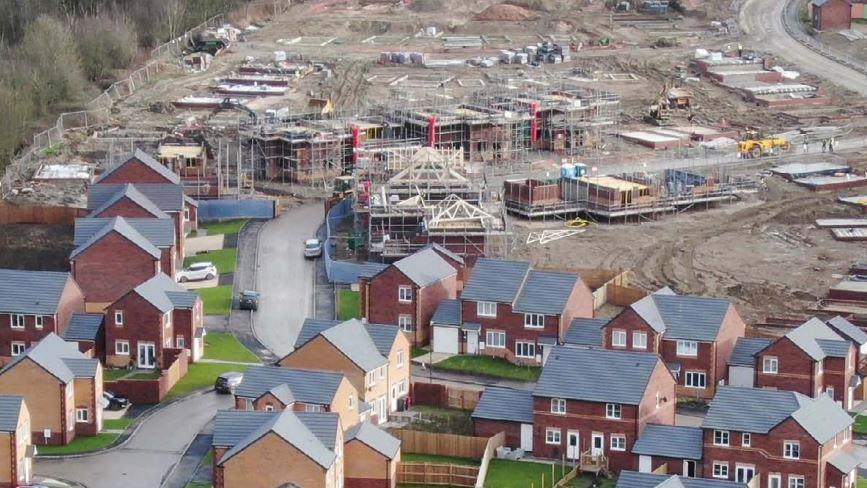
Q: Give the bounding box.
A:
[740,0,867,97]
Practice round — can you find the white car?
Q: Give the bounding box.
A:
[177,262,217,282]
[304,238,323,258]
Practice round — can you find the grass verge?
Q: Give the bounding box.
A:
[184,248,238,274]
[37,433,120,455]
[104,369,130,381]
[165,363,248,400]
[200,219,248,236]
[402,453,479,466]
[204,332,259,363]
[103,417,134,430]
[411,346,428,358]
[337,289,361,320]
[195,285,233,315]
[433,355,541,382]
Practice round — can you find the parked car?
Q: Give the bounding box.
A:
[103,391,130,410]
[177,262,217,282]
[239,290,260,311]
[304,238,323,258]
[215,371,244,394]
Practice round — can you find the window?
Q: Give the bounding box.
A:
[398,380,407,394]
[398,314,413,332]
[611,329,627,347]
[515,341,536,359]
[398,286,413,302]
[763,356,779,374]
[116,340,130,355]
[685,371,707,389]
[742,433,751,447]
[783,441,800,459]
[244,399,253,411]
[367,370,376,386]
[10,342,25,356]
[605,403,621,419]
[10,314,24,329]
[632,331,647,349]
[713,430,730,446]
[545,428,561,445]
[551,398,566,414]
[397,350,405,368]
[677,340,698,357]
[524,313,545,329]
[34,315,43,329]
[305,404,323,412]
[787,476,805,488]
[183,207,190,220]
[349,394,355,411]
[164,312,172,329]
[486,331,506,349]
[826,386,835,399]
[379,366,385,380]
[264,404,274,412]
[176,336,185,349]
[768,474,782,488]
[610,434,626,451]
[477,301,497,318]
[115,310,124,326]
[713,462,729,479]
[75,408,89,423]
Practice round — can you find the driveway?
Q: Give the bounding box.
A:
[36,392,232,488]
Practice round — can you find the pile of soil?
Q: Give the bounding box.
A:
[474,3,536,21]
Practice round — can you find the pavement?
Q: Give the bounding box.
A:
[162,433,214,488]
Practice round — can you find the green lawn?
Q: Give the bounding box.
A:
[184,248,238,274]
[200,219,248,236]
[37,433,120,455]
[185,483,212,488]
[433,356,541,382]
[858,478,867,488]
[402,453,479,466]
[195,285,233,315]
[484,459,615,488]
[411,346,428,358]
[337,289,361,320]
[851,413,867,435]
[104,369,161,382]
[128,370,162,380]
[165,363,248,400]
[103,417,134,430]
[204,332,259,363]
[104,369,130,381]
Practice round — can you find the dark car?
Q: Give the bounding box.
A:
[103,391,130,410]
[239,290,259,311]
[215,371,244,394]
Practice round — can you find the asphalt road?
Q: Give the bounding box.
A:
[36,392,232,488]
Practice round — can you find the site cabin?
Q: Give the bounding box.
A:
[812,0,853,31]
[74,216,178,278]
[0,270,85,366]
[280,318,410,425]
[0,334,102,446]
[0,396,32,488]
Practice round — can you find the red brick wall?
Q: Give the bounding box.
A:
[159,247,176,277]
[0,312,63,363]
[105,292,171,368]
[755,337,814,397]
[464,300,560,365]
[98,159,175,184]
[474,418,522,448]
[813,0,851,30]
[366,267,415,325]
[659,339,716,399]
[92,197,159,219]
[346,478,390,488]
[71,232,159,304]
[185,201,198,232]
[821,354,854,407]
[559,279,595,341]
[636,361,677,432]
[603,308,661,353]
[415,277,458,346]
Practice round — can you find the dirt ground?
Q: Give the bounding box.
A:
[0,225,74,271]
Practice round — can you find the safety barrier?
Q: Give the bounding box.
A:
[198,199,276,221]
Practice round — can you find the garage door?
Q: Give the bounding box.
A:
[433,326,459,355]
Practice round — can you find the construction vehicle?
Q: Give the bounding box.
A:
[738,129,791,158]
[646,82,691,125]
[214,98,257,124]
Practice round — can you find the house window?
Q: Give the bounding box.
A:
[75,408,89,423]
[486,331,506,349]
[477,301,497,318]
[787,476,805,488]
[183,207,190,220]
[10,342,25,356]
[524,314,545,329]
[264,404,275,412]
[164,312,172,329]
[116,340,130,355]
[379,366,386,380]
[713,430,730,446]
[398,314,413,332]
[632,331,647,349]
[551,398,566,414]
[763,356,779,374]
[768,474,782,488]
[398,286,413,303]
[605,403,621,419]
[244,399,253,411]
[742,433,751,447]
[713,462,729,479]
[115,310,124,326]
[783,441,800,460]
[676,340,698,357]
[366,370,376,386]
[545,428,561,445]
[398,380,407,394]
[826,386,835,399]
[515,341,536,359]
[176,336,185,349]
[305,404,323,412]
[685,371,707,389]
[34,315,43,329]
[611,329,627,347]
[610,434,626,451]
[10,314,24,329]
[397,350,405,368]
[349,394,355,411]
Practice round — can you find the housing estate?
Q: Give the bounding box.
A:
[74,216,177,277]
[0,396,32,488]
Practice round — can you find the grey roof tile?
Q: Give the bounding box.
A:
[295,411,340,450]
[267,383,295,405]
[729,337,772,367]
[89,183,184,212]
[631,424,702,460]
[62,357,99,377]
[393,248,457,287]
[651,294,731,341]
[424,243,465,265]
[564,318,610,347]
[132,274,198,312]
[294,319,340,349]
[431,299,461,327]
[213,410,274,447]
[0,396,24,432]
[0,334,97,383]
[534,347,661,405]
[461,322,481,332]
[88,184,170,219]
[460,259,530,303]
[630,294,667,334]
[826,316,867,346]
[786,318,851,361]
[294,319,399,358]
[471,387,533,423]
[0,269,72,315]
[817,339,850,358]
[70,217,162,260]
[235,365,345,405]
[96,149,181,185]
[319,319,388,371]
[354,263,391,281]
[63,313,104,342]
[617,472,745,488]
[75,217,175,248]
[345,421,401,459]
[827,450,860,474]
[514,270,580,315]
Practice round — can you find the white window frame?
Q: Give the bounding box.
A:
[75,408,89,423]
[10,314,24,329]
[545,428,561,445]
[685,371,707,389]
[366,370,376,386]
[305,404,323,413]
[115,340,130,355]
[632,331,647,350]
[397,350,405,368]
[10,342,25,357]
[605,403,621,419]
[677,340,698,357]
[379,365,385,380]
[713,461,729,479]
[551,398,566,414]
[783,441,800,460]
[524,313,545,329]
[349,394,355,411]
[768,474,782,488]
[763,356,779,374]
[713,430,730,446]
[486,331,505,349]
[34,315,43,329]
[264,404,275,412]
[515,341,536,359]
[611,329,627,347]
[164,311,172,329]
[610,434,626,451]
[477,301,497,318]
[742,433,751,447]
[398,314,413,332]
[787,476,805,488]
[398,379,407,394]
[398,286,413,303]
[176,336,185,349]
[115,310,124,326]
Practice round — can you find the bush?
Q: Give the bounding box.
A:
[0,82,34,168]
[75,15,138,83]
[17,15,86,114]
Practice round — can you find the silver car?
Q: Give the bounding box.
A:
[177,262,217,282]
[304,238,322,258]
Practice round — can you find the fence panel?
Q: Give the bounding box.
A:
[197,199,276,220]
[0,203,88,225]
[389,430,489,459]
[475,432,506,488]
[397,462,479,487]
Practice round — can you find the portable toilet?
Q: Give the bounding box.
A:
[560,163,577,179]
[574,163,588,178]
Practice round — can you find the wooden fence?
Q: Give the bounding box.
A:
[389,430,490,459]
[397,462,479,487]
[475,431,506,488]
[607,284,648,307]
[0,203,87,225]
[412,381,482,410]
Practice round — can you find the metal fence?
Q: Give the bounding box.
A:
[324,198,389,284]
[198,198,276,220]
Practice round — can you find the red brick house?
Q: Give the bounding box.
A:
[359,246,460,345]
[598,288,746,398]
[701,386,857,488]
[0,269,85,365]
[812,0,852,31]
[452,259,595,364]
[69,217,161,309]
[74,217,177,277]
[104,274,203,369]
[825,315,867,374]
[96,149,182,186]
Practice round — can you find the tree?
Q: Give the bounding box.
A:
[0,82,35,170]
[75,14,138,82]
[17,15,86,114]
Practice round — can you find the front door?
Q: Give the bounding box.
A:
[391,385,398,411]
[520,424,533,452]
[466,331,479,355]
[566,431,580,460]
[683,460,696,477]
[137,342,156,368]
[736,465,756,483]
[639,455,652,473]
[591,433,604,456]
[378,396,387,424]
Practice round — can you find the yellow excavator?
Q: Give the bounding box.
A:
[738,129,790,158]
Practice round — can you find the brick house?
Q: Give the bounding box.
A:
[452,258,594,364]
[599,288,746,399]
[753,318,857,410]
[631,424,704,477]
[617,471,746,488]
[825,316,867,374]
[104,274,203,369]
[0,334,102,445]
[96,149,182,186]
[359,247,460,345]
[701,386,858,488]
[812,0,852,30]
[234,365,362,429]
[726,337,772,388]
[472,387,535,450]
[0,396,32,488]
[0,270,85,365]
[69,217,162,309]
[344,421,402,488]
[280,318,410,425]
[74,217,177,277]
[62,313,105,360]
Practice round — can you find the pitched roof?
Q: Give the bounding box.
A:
[235,365,345,405]
[0,333,98,383]
[0,396,24,432]
[650,293,731,341]
[0,269,72,315]
[513,270,580,315]
[827,450,861,474]
[75,217,175,248]
[784,317,851,361]
[128,274,198,312]
[88,184,170,219]
[96,149,181,185]
[70,217,162,260]
[534,347,662,405]
[392,247,457,287]
[702,386,853,443]
[295,411,340,451]
[729,337,772,367]
[564,318,610,347]
[460,259,530,303]
[826,316,867,346]
[319,319,388,371]
[355,262,391,280]
[345,421,401,459]
[471,387,534,423]
[424,243,464,265]
[617,472,746,488]
[295,318,399,358]
[88,183,184,212]
[631,424,702,460]
[63,313,104,342]
[431,299,461,327]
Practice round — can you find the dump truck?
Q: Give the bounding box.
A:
[738,130,790,158]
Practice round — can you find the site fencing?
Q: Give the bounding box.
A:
[197,198,276,220]
[324,197,389,284]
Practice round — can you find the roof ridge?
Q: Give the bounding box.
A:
[510,265,534,308]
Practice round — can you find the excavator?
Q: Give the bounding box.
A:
[738,129,790,158]
[645,81,692,126]
[213,98,257,124]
